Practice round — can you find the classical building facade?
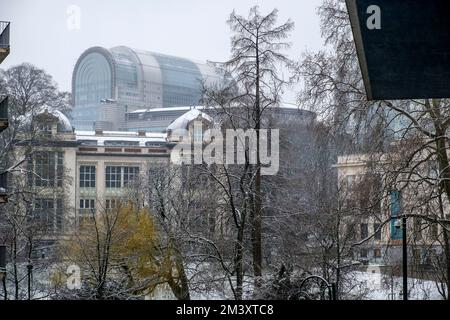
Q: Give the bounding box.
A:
[12,108,172,257]
[336,154,446,268]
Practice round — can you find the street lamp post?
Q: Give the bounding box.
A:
[395,217,408,300]
[27,259,33,300]
[391,189,408,300]
[402,217,408,301]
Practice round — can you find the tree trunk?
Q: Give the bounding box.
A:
[335,213,341,300]
[173,252,191,300]
[443,225,450,300]
[235,223,245,300]
[434,129,450,299]
[252,38,263,289]
[12,228,19,300]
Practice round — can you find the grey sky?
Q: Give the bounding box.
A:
[0,0,324,104]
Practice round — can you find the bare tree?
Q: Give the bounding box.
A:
[208,6,295,288]
[297,0,450,299]
[0,63,72,300]
[57,201,164,300]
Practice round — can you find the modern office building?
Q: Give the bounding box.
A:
[125,104,316,133]
[71,46,222,131]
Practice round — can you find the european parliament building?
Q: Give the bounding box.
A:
[71,46,221,131]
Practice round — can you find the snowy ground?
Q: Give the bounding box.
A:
[5,262,443,300]
[151,269,446,300]
[354,271,444,300]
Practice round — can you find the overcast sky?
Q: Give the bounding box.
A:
[0,0,324,104]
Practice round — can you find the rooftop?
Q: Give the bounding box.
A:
[167,109,213,132]
[75,130,167,147]
[128,103,303,115]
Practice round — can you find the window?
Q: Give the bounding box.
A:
[106,199,118,210]
[80,166,96,188]
[33,152,64,188]
[105,166,140,188]
[347,223,357,240]
[124,166,139,187]
[145,142,164,148]
[79,199,96,226]
[374,248,382,259]
[79,199,95,216]
[360,249,368,259]
[34,198,54,227]
[193,123,203,143]
[413,249,422,264]
[429,223,439,241]
[79,140,98,146]
[106,166,122,188]
[33,198,63,232]
[360,223,369,240]
[346,175,357,188]
[374,223,382,240]
[104,140,140,147]
[38,123,52,135]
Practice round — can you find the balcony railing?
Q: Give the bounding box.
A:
[0,96,9,133]
[0,21,10,64]
[0,21,10,47]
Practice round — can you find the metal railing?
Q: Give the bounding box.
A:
[0,96,8,133]
[0,96,8,119]
[0,21,10,48]
[290,275,337,300]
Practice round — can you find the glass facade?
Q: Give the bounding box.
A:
[74,52,112,106]
[152,53,203,108]
[72,46,221,131]
[73,51,113,130]
[111,47,141,107]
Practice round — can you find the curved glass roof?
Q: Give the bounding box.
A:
[73,46,221,110]
[73,49,114,108]
[72,46,222,130]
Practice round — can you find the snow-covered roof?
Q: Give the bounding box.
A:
[75,130,166,138]
[16,106,73,132]
[129,106,206,114]
[49,108,73,132]
[167,109,213,131]
[75,130,167,147]
[129,104,301,115]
